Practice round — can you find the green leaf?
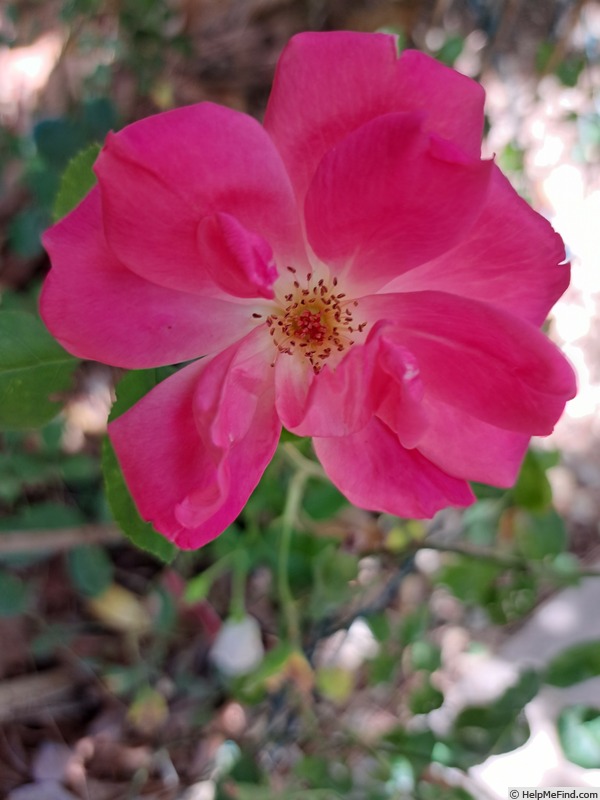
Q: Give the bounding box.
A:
[308,544,358,619]
[545,640,600,687]
[400,606,430,645]
[558,705,600,768]
[303,478,347,519]
[102,368,178,562]
[437,557,503,607]
[0,311,78,428]
[470,481,506,501]
[53,143,101,221]
[34,118,86,168]
[365,612,391,643]
[462,499,502,547]
[409,680,444,715]
[81,98,117,141]
[498,141,525,174]
[435,35,464,66]
[556,56,585,88]
[513,449,554,511]
[7,209,47,257]
[383,727,439,776]
[278,427,306,444]
[236,642,296,702]
[367,651,398,686]
[452,670,540,760]
[536,41,554,73]
[25,158,61,208]
[102,438,176,563]
[487,568,537,625]
[67,544,114,597]
[515,508,566,561]
[410,641,442,673]
[0,570,28,616]
[0,501,85,533]
[548,552,582,586]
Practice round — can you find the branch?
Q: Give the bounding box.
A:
[0,524,122,556]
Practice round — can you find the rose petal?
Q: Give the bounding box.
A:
[265,32,485,208]
[416,399,529,487]
[96,103,303,295]
[314,417,474,519]
[374,336,429,449]
[109,328,280,549]
[279,323,428,441]
[274,350,315,432]
[360,291,577,435]
[279,331,380,437]
[304,113,492,294]
[395,49,485,157]
[384,166,570,325]
[41,190,258,368]
[198,212,278,300]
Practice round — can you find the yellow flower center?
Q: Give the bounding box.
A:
[264,267,366,374]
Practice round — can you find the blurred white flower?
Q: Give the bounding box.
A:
[209,615,264,677]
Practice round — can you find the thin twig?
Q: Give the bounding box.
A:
[422,540,600,578]
[0,524,122,556]
[305,555,415,661]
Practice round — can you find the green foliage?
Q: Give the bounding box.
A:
[433,35,464,67]
[0,421,99,506]
[409,679,444,715]
[53,143,101,221]
[102,438,176,563]
[498,141,525,174]
[184,554,234,603]
[103,368,177,563]
[462,499,503,546]
[302,478,347,519]
[0,311,78,429]
[410,641,442,673]
[536,42,586,87]
[545,641,600,687]
[68,544,114,597]
[514,508,566,560]
[294,755,352,794]
[384,727,440,777]
[0,570,28,616]
[558,705,600,768]
[308,544,358,619]
[2,9,594,797]
[451,670,540,761]
[234,642,296,702]
[5,99,116,258]
[438,557,503,607]
[0,501,86,534]
[512,449,557,511]
[33,100,115,170]
[8,208,48,258]
[34,119,87,169]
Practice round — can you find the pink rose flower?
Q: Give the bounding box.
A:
[41,32,576,549]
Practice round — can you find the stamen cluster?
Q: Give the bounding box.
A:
[264,267,366,373]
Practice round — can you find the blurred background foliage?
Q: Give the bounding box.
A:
[0,1,599,798]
